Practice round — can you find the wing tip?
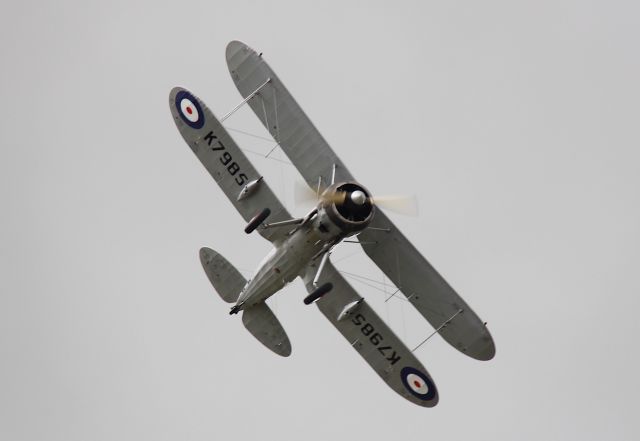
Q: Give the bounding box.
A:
[425,396,439,408]
[481,342,497,361]
[414,389,439,408]
[226,40,254,60]
[169,85,186,102]
[466,335,496,361]
[276,343,292,357]
[398,366,440,408]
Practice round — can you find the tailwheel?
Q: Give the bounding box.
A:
[304,283,333,305]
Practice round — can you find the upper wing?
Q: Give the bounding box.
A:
[224,41,495,360]
[302,261,439,407]
[358,210,496,360]
[169,87,292,243]
[225,40,354,188]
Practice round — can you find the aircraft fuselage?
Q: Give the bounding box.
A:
[234,202,352,311]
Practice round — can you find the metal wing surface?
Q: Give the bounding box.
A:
[358,210,496,360]
[169,87,292,244]
[302,261,439,407]
[225,40,354,188]
[224,41,494,360]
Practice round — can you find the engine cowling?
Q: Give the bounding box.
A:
[317,182,375,235]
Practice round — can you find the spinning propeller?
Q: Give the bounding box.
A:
[294,181,419,216]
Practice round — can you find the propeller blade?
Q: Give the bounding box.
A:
[370,195,419,216]
[295,180,349,206]
[294,180,418,216]
[294,180,319,207]
[322,191,346,204]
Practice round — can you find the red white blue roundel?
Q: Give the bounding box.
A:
[400,367,436,401]
[175,90,204,129]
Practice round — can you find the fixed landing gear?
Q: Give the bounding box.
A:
[304,282,333,305]
[245,208,271,234]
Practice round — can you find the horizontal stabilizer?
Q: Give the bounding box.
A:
[242,303,291,357]
[199,247,246,303]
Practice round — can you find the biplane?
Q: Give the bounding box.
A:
[169,40,495,407]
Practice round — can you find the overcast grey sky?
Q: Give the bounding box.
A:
[1,0,639,439]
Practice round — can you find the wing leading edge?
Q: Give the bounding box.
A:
[169,87,292,244]
[225,40,354,189]
[303,261,439,407]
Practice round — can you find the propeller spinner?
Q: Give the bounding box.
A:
[295,180,418,216]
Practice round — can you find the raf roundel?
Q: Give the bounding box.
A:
[400,367,436,401]
[175,90,205,129]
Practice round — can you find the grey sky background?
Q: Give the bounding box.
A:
[1,0,639,439]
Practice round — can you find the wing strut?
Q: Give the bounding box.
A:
[312,251,331,287]
[221,77,272,122]
[411,309,464,352]
[262,218,304,229]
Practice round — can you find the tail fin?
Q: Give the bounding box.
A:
[242,303,291,357]
[199,247,246,303]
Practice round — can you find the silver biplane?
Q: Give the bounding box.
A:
[169,41,495,407]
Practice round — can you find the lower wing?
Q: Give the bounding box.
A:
[302,261,439,407]
[169,87,292,244]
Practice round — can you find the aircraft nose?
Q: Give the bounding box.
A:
[350,190,367,205]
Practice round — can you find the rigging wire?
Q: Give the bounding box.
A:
[339,270,400,289]
[224,126,274,142]
[339,271,409,302]
[332,249,364,264]
[239,147,292,166]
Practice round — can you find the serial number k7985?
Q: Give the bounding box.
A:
[202,130,248,186]
[352,313,402,365]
